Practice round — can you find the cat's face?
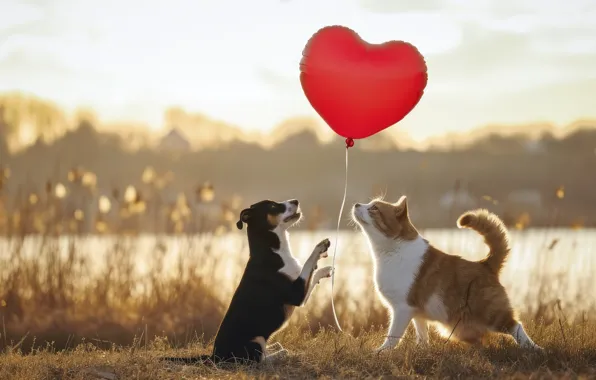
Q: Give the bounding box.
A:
[351,196,418,242]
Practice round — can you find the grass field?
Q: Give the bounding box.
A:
[1,319,596,379]
[1,230,596,379]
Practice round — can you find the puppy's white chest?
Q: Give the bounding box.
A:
[272,229,303,280]
[279,256,301,280]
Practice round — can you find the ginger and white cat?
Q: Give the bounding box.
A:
[351,195,542,352]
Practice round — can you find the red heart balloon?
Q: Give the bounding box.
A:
[300,25,428,142]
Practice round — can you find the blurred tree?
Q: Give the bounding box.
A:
[0,105,8,157]
[0,94,67,146]
[74,107,99,127]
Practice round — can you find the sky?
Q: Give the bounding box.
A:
[0,0,595,141]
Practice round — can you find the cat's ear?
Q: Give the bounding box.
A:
[394,196,408,217]
[236,208,252,230]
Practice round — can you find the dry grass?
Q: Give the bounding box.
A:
[1,319,596,379]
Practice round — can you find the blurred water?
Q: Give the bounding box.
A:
[1,228,594,313]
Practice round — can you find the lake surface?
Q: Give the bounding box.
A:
[1,228,594,316]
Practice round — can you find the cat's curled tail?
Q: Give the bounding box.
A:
[457,209,511,276]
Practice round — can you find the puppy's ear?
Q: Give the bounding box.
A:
[236,208,251,230]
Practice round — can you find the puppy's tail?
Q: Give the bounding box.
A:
[457,209,511,276]
[160,354,214,365]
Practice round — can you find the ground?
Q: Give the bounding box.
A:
[2,320,595,380]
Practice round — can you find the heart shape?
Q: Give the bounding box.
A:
[300,25,428,141]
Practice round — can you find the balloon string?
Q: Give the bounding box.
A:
[330,145,349,332]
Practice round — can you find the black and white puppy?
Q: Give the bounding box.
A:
[163,199,332,365]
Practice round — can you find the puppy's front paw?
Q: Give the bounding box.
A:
[315,266,333,282]
[314,238,331,259]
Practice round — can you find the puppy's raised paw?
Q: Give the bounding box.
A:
[316,266,333,280]
[314,238,331,258]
